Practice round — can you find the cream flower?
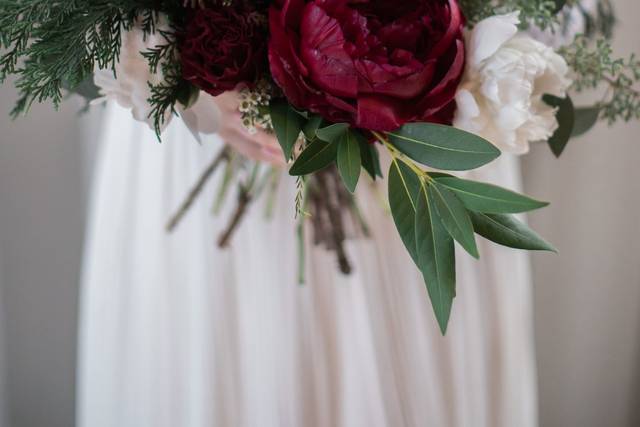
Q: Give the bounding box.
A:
[453,13,572,154]
[93,16,220,139]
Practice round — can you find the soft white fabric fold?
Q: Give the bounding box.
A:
[77,103,538,427]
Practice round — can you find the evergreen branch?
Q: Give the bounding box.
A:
[0,1,186,117]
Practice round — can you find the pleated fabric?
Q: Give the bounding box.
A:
[77,103,537,427]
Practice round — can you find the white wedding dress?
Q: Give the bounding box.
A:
[77,103,537,427]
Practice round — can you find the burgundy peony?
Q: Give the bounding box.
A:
[181,3,267,96]
[268,0,465,131]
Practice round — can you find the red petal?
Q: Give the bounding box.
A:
[377,20,423,52]
[356,95,404,131]
[299,3,358,98]
[355,59,435,99]
[417,39,465,119]
[269,7,307,106]
[429,39,465,96]
[428,0,463,59]
[280,0,305,28]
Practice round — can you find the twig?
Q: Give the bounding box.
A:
[217,186,252,248]
[166,147,230,232]
[350,198,371,238]
[315,169,352,275]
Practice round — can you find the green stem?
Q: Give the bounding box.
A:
[212,152,237,215]
[263,168,281,220]
[296,177,310,285]
[296,214,306,286]
[371,130,432,181]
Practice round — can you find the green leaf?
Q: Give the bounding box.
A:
[270,100,305,159]
[388,160,422,266]
[429,182,479,259]
[360,138,383,180]
[572,106,600,137]
[387,123,500,171]
[303,115,324,140]
[289,140,338,176]
[316,123,350,142]
[553,0,567,13]
[415,183,456,334]
[427,172,455,179]
[291,107,310,119]
[434,177,549,214]
[336,130,362,193]
[176,84,200,109]
[543,94,575,157]
[470,212,557,252]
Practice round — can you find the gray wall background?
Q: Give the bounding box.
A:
[523,0,640,425]
[0,2,639,426]
[0,87,86,427]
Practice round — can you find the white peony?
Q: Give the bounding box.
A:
[93,16,220,139]
[453,13,572,154]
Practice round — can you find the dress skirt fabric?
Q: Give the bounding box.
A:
[77,103,538,427]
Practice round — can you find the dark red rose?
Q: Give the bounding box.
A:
[268,0,465,131]
[181,3,267,96]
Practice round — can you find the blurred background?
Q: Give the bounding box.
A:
[0,1,639,426]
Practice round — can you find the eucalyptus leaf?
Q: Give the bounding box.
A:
[387,123,500,171]
[427,172,455,179]
[543,94,575,157]
[470,212,557,252]
[553,0,567,13]
[435,177,549,213]
[291,107,310,119]
[572,106,600,137]
[388,160,422,266]
[415,184,456,334]
[360,138,383,180]
[316,123,350,142]
[336,130,362,193]
[303,115,324,140]
[176,84,200,109]
[429,182,479,259]
[270,100,305,159]
[289,140,338,176]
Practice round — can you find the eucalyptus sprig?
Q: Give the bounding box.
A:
[270,99,554,334]
[374,126,554,333]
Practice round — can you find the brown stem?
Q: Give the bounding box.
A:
[217,187,252,248]
[308,187,327,246]
[315,168,352,275]
[350,198,371,239]
[166,147,230,233]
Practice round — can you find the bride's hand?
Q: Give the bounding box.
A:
[213,91,286,167]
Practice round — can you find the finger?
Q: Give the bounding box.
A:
[219,129,262,159]
[224,127,286,166]
[213,90,241,113]
[234,128,286,166]
[221,127,270,159]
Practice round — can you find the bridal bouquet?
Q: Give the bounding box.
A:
[1,0,637,333]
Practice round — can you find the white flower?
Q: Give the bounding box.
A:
[93,16,220,139]
[453,13,572,154]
